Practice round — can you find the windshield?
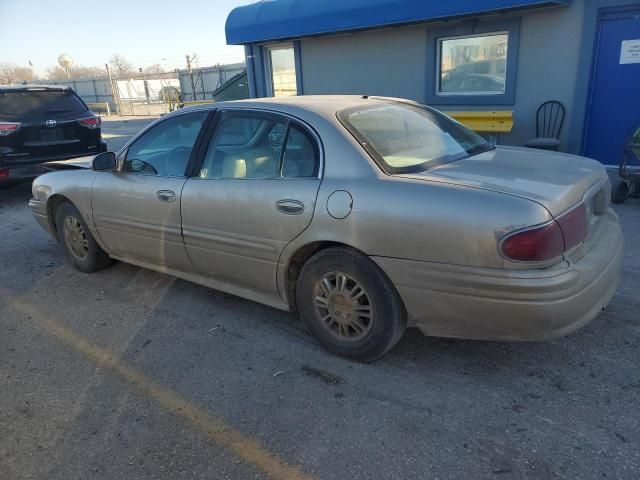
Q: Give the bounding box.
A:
[0,89,88,121]
[338,102,493,174]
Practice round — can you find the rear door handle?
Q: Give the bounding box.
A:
[156,190,176,203]
[276,199,304,215]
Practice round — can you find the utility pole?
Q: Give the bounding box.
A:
[105,63,122,116]
[186,54,196,101]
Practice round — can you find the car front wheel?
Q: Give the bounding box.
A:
[296,247,406,362]
[55,202,113,273]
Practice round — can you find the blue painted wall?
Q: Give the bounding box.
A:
[239,0,637,156]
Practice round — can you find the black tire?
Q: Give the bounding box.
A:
[55,201,113,273]
[611,181,629,204]
[296,247,406,362]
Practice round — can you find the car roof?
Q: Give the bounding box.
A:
[207,95,411,115]
[169,95,416,125]
[0,84,71,92]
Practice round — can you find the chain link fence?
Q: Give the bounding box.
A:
[178,63,246,101]
[113,73,181,116]
[37,62,247,116]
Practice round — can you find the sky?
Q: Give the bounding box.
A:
[0,0,251,76]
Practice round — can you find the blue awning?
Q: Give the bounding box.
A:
[226,0,571,45]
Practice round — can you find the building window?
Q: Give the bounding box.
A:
[426,18,520,106]
[265,44,297,97]
[437,32,509,96]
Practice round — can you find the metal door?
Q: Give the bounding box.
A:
[92,110,208,269]
[92,173,191,268]
[181,178,320,294]
[584,6,640,165]
[180,109,322,296]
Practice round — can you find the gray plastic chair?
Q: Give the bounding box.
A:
[526,101,565,151]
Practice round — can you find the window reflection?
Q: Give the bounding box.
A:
[268,46,297,97]
[438,33,508,95]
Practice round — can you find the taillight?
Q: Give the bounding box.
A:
[0,169,9,179]
[500,203,588,262]
[78,116,101,129]
[500,221,565,262]
[0,122,21,136]
[556,204,587,251]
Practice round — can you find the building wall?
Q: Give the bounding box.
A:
[300,26,428,101]
[298,3,586,151]
[567,0,638,154]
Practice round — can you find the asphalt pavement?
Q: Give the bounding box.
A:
[0,119,639,479]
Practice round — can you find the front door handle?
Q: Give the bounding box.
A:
[276,199,304,215]
[156,190,176,203]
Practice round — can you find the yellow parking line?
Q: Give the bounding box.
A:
[5,296,314,480]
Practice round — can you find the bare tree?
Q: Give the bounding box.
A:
[45,66,70,80]
[109,54,133,77]
[46,65,106,80]
[73,65,106,78]
[0,62,38,85]
[143,63,164,75]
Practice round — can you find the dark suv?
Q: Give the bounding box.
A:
[0,85,107,186]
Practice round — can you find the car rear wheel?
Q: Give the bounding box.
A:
[296,247,406,362]
[611,180,629,204]
[55,202,113,273]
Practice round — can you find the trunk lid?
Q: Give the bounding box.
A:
[42,155,95,171]
[399,145,608,216]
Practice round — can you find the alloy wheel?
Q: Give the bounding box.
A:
[63,215,89,261]
[313,271,374,342]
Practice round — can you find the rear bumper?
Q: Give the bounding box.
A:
[372,210,623,341]
[0,139,106,181]
[0,163,48,181]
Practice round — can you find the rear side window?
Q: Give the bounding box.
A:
[199,112,319,180]
[216,116,263,146]
[0,90,88,121]
[281,125,319,178]
[200,114,288,179]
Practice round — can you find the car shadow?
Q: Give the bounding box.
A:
[0,180,33,202]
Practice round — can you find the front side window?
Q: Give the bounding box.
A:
[338,102,492,174]
[122,111,207,176]
[199,112,318,179]
[438,32,508,96]
[266,45,297,97]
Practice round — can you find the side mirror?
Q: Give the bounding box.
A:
[92,151,116,171]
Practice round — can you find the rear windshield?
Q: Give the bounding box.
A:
[0,90,88,121]
[337,102,493,174]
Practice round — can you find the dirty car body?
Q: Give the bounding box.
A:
[29,96,623,360]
